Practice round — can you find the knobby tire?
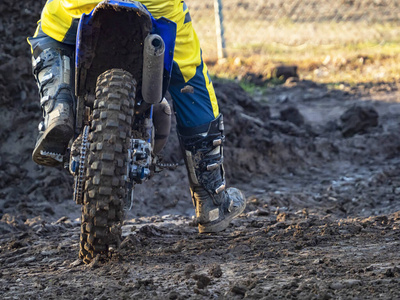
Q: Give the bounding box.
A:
[79,69,136,264]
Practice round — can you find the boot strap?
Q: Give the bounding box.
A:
[179,115,227,204]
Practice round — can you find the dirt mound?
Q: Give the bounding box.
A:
[1,0,400,299]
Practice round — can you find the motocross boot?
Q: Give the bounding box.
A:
[178,115,246,233]
[31,43,75,167]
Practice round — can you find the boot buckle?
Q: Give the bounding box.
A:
[213,138,222,146]
[215,184,225,194]
[40,95,51,106]
[32,56,41,69]
[207,163,219,171]
[40,95,55,113]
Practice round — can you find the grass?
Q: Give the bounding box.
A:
[192,14,400,86]
[206,40,400,88]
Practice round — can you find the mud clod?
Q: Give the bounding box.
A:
[168,291,180,300]
[209,263,223,278]
[192,273,211,289]
[340,105,379,137]
[184,264,196,278]
[280,106,305,127]
[230,284,247,296]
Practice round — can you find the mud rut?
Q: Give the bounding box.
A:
[1,1,400,299]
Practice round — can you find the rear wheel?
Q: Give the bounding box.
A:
[79,69,136,264]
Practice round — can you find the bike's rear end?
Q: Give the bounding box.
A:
[69,0,176,264]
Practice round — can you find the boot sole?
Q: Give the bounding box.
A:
[198,202,246,233]
[32,121,73,167]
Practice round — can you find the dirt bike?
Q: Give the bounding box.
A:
[67,0,176,264]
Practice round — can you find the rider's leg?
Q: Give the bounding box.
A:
[175,113,247,233]
[28,28,75,166]
[166,2,246,233]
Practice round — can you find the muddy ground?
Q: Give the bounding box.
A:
[1,1,400,299]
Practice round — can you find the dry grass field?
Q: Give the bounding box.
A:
[187,0,400,84]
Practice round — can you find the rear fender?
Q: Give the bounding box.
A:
[75,1,176,98]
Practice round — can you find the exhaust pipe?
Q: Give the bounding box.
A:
[142,34,165,104]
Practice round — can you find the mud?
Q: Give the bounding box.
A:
[1,0,400,299]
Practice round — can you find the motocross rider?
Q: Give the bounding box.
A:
[28,0,246,233]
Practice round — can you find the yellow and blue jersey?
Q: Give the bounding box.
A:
[29,0,219,128]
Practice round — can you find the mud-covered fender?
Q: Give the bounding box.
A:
[75,0,176,97]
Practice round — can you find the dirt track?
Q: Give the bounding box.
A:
[1,0,400,299]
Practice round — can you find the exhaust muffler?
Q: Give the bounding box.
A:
[142,34,165,104]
